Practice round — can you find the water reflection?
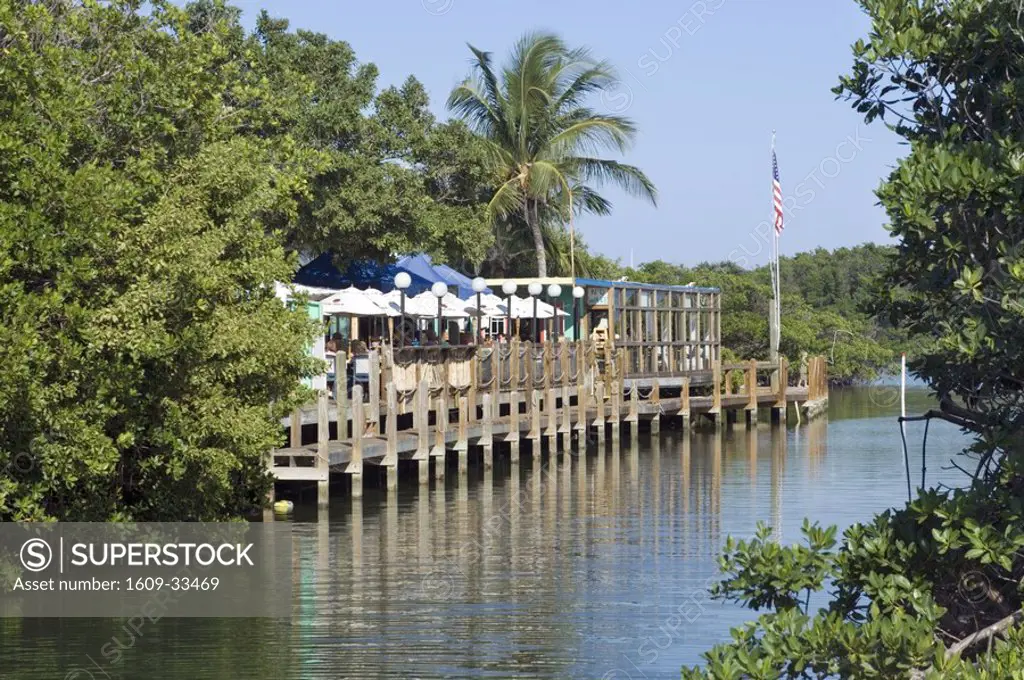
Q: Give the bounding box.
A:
[0,390,973,679]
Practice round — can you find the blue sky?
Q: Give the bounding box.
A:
[235,0,903,269]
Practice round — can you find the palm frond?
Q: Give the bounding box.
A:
[486,177,523,221]
[568,157,657,205]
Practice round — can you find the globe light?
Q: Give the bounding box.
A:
[394,271,412,290]
[431,281,448,298]
[501,280,517,296]
[527,282,543,297]
[572,285,585,299]
[471,276,487,293]
[547,283,562,298]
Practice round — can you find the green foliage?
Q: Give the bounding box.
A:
[626,247,901,382]
[448,32,656,277]
[833,0,1024,438]
[685,1,1024,676]
[238,6,495,269]
[0,0,318,520]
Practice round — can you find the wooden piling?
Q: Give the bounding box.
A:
[711,360,724,430]
[773,356,788,424]
[650,379,661,435]
[576,362,589,442]
[681,376,691,431]
[317,391,330,507]
[346,385,364,498]
[560,383,572,450]
[384,383,398,491]
[546,386,558,450]
[746,359,759,428]
[335,351,348,438]
[457,394,469,477]
[482,392,494,469]
[627,383,639,442]
[594,381,606,444]
[529,389,542,450]
[414,377,430,484]
[559,343,571,450]
[368,350,380,435]
[432,386,447,480]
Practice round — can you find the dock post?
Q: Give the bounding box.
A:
[384,383,398,491]
[627,382,639,443]
[457,394,469,478]
[544,343,557,451]
[346,385,365,498]
[529,389,542,453]
[772,356,788,425]
[455,391,469,453]
[576,360,589,445]
[681,377,691,432]
[508,339,521,463]
[610,351,623,440]
[560,344,572,450]
[317,391,330,507]
[367,350,381,435]
[507,388,521,463]
[560,382,572,451]
[650,379,661,435]
[711,360,725,430]
[432,385,447,481]
[546,385,558,452]
[335,351,348,438]
[482,393,494,469]
[415,377,429,485]
[594,382,606,444]
[746,359,759,428]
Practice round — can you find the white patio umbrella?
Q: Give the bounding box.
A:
[405,291,469,318]
[320,287,388,316]
[464,292,506,316]
[508,295,566,319]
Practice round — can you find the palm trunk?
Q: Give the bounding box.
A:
[525,199,547,277]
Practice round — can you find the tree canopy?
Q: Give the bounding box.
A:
[0,0,323,521]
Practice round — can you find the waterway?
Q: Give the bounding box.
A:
[1,388,971,679]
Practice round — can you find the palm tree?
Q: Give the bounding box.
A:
[447,32,657,277]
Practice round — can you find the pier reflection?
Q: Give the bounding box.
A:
[5,392,982,680]
[283,416,835,678]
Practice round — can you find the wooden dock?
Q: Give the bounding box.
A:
[269,341,829,504]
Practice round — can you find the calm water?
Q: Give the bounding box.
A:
[2,388,970,679]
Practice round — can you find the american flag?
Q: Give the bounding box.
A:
[772,149,784,236]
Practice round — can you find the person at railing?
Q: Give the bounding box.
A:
[349,338,368,356]
[422,328,438,346]
[440,331,451,348]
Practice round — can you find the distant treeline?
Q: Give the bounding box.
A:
[615,244,920,383]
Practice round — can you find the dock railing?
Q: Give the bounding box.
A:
[274,341,829,503]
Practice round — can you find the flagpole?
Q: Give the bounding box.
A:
[769,130,780,363]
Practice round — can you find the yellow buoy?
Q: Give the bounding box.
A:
[272,500,294,514]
